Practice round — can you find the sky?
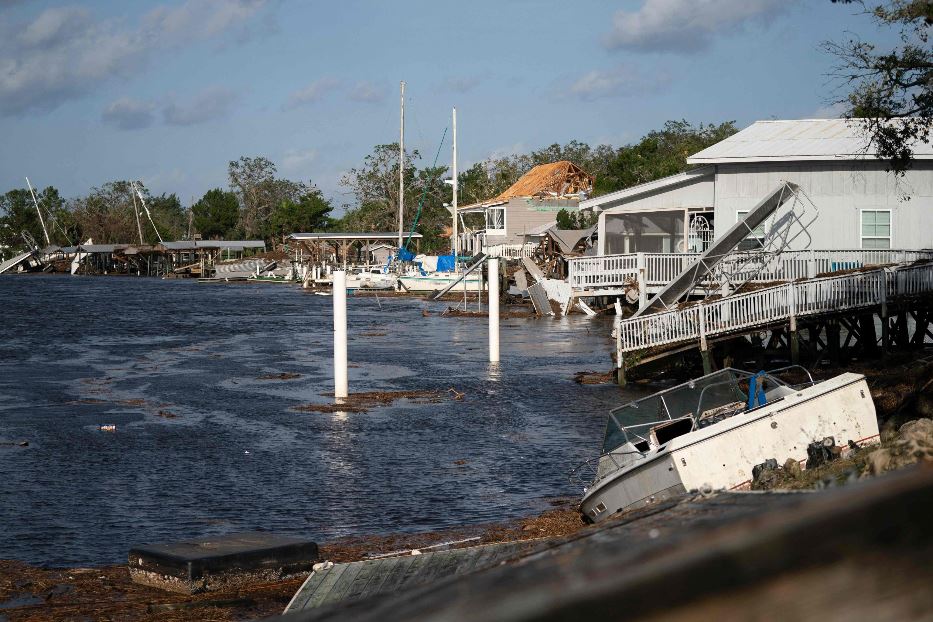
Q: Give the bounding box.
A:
[0,0,899,213]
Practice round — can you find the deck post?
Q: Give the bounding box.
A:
[880,273,890,355]
[788,284,799,364]
[614,300,626,386]
[488,258,500,363]
[333,271,348,399]
[636,253,647,310]
[698,305,712,374]
[827,320,841,366]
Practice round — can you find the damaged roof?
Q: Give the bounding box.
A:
[460,161,594,211]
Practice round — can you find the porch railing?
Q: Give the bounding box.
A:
[569,249,933,291]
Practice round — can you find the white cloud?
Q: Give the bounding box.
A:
[101,97,156,130]
[348,81,386,104]
[0,1,273,117]
[285,78,339,109]
[605,0,791,53]
[281,148,318,175]
[162,86,237,126]
[569,65,665,101]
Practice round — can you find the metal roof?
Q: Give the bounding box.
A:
[196,240,265,249]
[78,244,127,253]
[289,232,422,241]
[580,166,714,211]
[687,119,933,164]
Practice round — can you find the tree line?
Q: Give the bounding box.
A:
[0,120,735,259]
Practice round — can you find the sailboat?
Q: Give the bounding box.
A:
[396,105,483,293]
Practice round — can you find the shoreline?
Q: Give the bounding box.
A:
[1,353,929,620]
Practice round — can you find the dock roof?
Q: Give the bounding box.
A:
[288,232,422,241]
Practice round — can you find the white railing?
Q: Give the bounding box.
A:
[616,263,933,354]
[570,249,933,291]
[568,254,640,289]
[483,243,536,259]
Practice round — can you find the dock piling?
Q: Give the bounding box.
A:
[489,258,500,363]
[333,270,348,399]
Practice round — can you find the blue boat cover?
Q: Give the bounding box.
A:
[435,254,456,272]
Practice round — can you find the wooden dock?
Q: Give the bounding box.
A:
[275,465,933,621]
[284,540,543,613]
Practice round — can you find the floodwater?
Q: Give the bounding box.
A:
[0,274,639,567]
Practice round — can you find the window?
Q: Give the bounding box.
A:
[861,210,891,249]
[485,206,505,235]
[736,210,765,250]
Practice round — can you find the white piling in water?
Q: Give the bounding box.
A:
[488,258,500,363]
[333,270,348,399]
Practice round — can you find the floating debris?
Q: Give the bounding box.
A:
[257,372,302,381]
[294,390,452,414]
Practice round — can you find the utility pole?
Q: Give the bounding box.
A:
[452,107,458,268]
[25,177,51,246]
[398,81,405,252]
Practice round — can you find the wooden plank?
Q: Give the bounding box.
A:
[302,563,349,609]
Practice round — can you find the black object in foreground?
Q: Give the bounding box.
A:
[128,531,318,594]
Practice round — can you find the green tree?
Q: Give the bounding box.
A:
[556,208,578,229]
[146,193,187,241]
[0,189,43,258]
[192,188,239,239]
[69,181,171,244]
[825,0,933,173]
[228,156,278,239]
[268,187,334,240]
[603,120,737,193]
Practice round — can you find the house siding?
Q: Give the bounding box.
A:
[713,161,933,250]
[495,197,580,245]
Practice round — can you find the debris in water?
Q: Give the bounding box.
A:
[573,370,615,385]
[294,390,452,414]
[257,372,302,380]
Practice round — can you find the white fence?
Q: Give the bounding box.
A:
[483,243,536,259]
[616,263,933,354]
[569,249,933,291]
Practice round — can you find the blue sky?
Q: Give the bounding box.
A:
[0,0,896,213]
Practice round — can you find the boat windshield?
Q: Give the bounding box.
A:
[600,367,809,454]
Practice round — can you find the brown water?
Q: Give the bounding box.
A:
[0,274,640,566]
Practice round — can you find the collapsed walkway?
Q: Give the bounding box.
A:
[277,466,933,622]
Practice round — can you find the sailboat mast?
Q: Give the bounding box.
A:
[131,188,144,245]
[25,177,51,246]
[398,80,405,251]
[452,107,458,269]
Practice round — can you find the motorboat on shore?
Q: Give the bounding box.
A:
[572,367,880,523]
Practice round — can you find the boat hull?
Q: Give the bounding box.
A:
[398,274,484,293]
[581,373,879,523]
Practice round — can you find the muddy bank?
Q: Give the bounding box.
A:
[0,501,584,622]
